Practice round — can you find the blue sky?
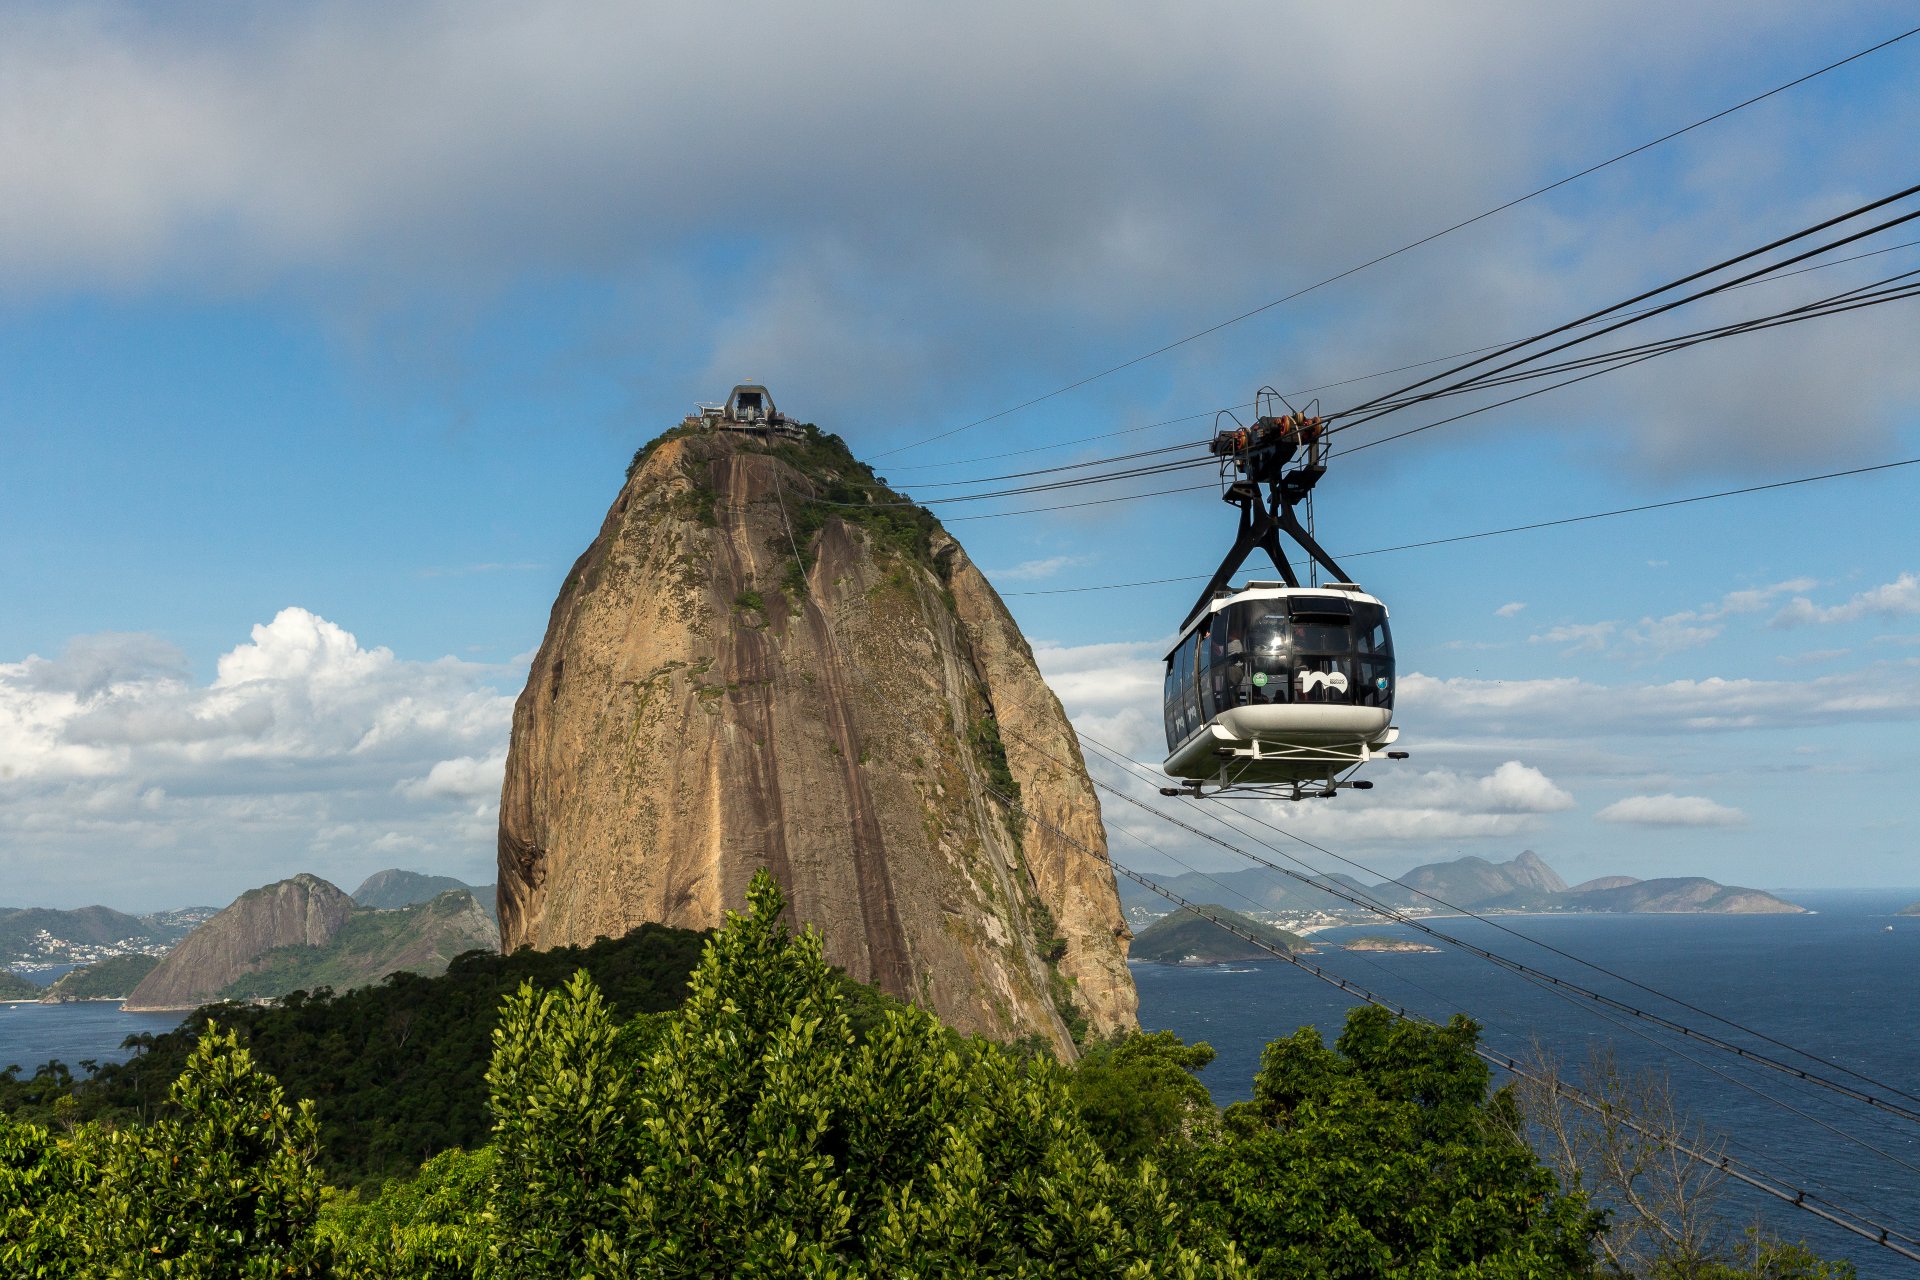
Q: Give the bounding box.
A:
[2,2,1918,908]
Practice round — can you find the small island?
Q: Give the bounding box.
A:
[1130,904,1305,965]
[1899,901,1920,917]
[1342,935,1440,953]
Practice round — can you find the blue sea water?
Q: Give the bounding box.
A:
[0,1002,188,1076]
[1133,889,1920,1278]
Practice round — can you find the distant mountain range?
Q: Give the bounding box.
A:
[0,904,215,974]
[1117,851,1806,919]
[124,873,499,1011]
[1130,906,1306,964]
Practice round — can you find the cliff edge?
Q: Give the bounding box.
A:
[498,425,1136,1052]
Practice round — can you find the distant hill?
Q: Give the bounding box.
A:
[1901,901,1920,916]
[1551,877,1801,914]
[126,875,499,1011]
[1116,867,1374,916]
[1120,851,1803,921]
[219,891,498,1000]
[39,954,162,1002]
[1382,850,1567,909]
[352,869,491,910]
[0,970,40,1000]
[1131,905,1304,964]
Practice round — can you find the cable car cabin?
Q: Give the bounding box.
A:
[1163,582,1399,796]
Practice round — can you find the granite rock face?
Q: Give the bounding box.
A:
[126,873,354,1010]
[498,428,1136,1053]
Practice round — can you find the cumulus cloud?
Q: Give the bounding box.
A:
[397,750,510,800]
[1494,602,1526,618]
[0,609,516,906]
[0,3,1910,464]
[1595,794,1747,827]
[1771,572,1920,628]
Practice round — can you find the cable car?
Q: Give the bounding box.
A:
[1160,390,1408,798]
[1163,582,1399,796]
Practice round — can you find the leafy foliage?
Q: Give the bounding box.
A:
[2,1024,331,1278]
[40,953,161,1001]
[69,922,708,1186]
[0,867,1860,1278]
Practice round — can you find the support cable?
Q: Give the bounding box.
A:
[1326,184,1920,429]
[997,719,1920,1128]
[990,455,1920,573]
[881,235,1918,477]
[870,26,1920,461]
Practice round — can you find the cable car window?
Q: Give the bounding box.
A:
[1291,621,1351,653]
[1163,657,1178,747]
[1287,595,1352,620]
[1183,633,1202,736]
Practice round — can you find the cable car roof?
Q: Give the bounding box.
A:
[1166,581,1387,655]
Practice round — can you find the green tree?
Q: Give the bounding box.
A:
[0,1109,90,1279]
[1196,1006,1600,1279]
[84,1023,332,1278]
[1068,1030,1218,1167]
[322,1146,495,1279]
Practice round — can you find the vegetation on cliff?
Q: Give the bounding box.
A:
[0,971,38,1001]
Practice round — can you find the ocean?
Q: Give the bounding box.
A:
[2,895,1914,1274]
[1133,888,1920,1279]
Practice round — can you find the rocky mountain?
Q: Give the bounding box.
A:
[126,874,357,1010]
[219,891,498,1001]
[126,876,499,1010]
[1388,850,1567,907]
[353,869,498,924]
[498,424,1134,1052]
[40,954,161,1002]
[1130,906,1304,964]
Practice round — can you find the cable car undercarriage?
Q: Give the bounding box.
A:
[1160,393,1408,800]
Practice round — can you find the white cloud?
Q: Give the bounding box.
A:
[1530,578,1824,660]
[1531,621,1617,654]
[1595,793,1746,828]
[0,4,1910,464]
[987,554,1091,583]
[1494,602,1526,618]
[1772,572,1920,628]
[397,750,509,800]
[1401,660,1920,736]
[0,608,515,906]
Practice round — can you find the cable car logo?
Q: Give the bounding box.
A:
[1297,669,1349,696]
